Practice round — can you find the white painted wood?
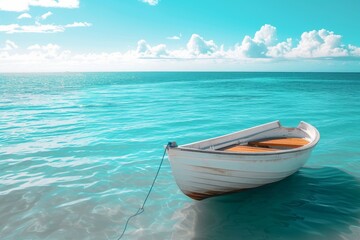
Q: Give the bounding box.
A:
[167,121,320,200]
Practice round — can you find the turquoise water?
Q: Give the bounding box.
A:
[1,72,360,240]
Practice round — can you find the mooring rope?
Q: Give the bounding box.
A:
[117,143,170,240]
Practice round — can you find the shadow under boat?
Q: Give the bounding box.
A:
[172,167,360,240]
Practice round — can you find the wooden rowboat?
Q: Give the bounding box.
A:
[166,121,320,200]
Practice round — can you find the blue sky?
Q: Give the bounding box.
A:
[0,0,360,72]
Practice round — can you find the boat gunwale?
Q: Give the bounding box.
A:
[169,121,320,156]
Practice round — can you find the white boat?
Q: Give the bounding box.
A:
[166,121,320,200]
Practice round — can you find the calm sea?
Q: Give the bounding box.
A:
[1,72,360,240]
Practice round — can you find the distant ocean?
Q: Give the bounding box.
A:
[1,72,360,240]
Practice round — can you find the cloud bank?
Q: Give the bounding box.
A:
[1,24,359,72]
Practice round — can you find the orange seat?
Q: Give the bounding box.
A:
[222,145,277,153]
[249,138,309,148]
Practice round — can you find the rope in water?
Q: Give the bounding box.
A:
[117,143,170,240]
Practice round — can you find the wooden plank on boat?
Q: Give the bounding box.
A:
[249,138,309,148]
[222,145,278,153]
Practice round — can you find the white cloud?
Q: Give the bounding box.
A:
[0,23,63,33]
[151,44,167,57]
[167,36,180,40]
[136,39,151,54]
[65,22,91,28]
[17,13,32,19]
[0,0,28,12]
[233,24,277,58]
[28,43,58,50]
[142,0,158,6]
[235,35,268,58]
[186,34,218,56]
[0,40,18,51]
[349,45,360,56]
[254,24,277,46]
[0,24,20,33]
[30,0,79,8]
[28,43,60,54]
[135,39,168,57]
[267,38,292,58]
[167,33,182,40]
[0,0,79,12]
[2,43,69,62]
[25,43,72,60]
[288,29,349,58]
[0,21,91,33]
[40,11,52,20]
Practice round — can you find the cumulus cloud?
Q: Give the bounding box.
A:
[233,24,277,58]
[288,29,349,58]
[142,0,158,6]
[235,35,268,58]
[254,24,277,46]
[135,39,168,58]
[17,13,32,19]
[267,38,292,58]
[231,25,360,59]
[0,0,79,12]
[186,34,218,56]
[0,21,91,33]
[40,11,52,20]
[168,34,228,59]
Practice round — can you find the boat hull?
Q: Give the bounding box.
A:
[168,147,313,200]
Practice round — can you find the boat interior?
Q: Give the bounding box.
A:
[180,121,318,153]
[219,138,310,153]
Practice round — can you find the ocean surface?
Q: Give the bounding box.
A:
[1,72,360,240]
